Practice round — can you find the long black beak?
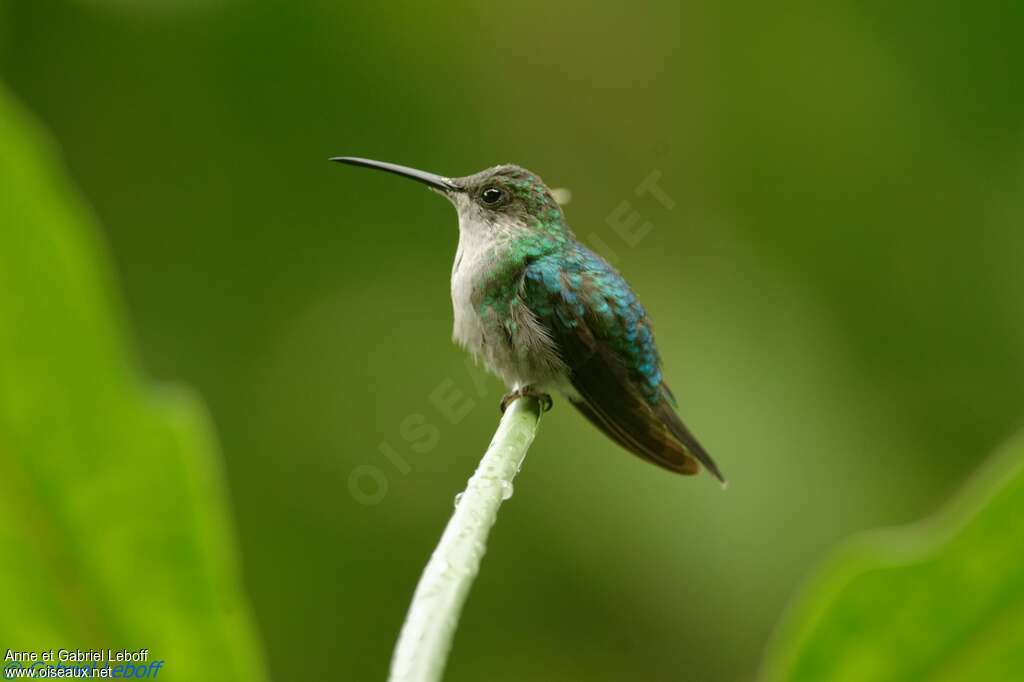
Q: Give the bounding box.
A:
[330,157,461,192]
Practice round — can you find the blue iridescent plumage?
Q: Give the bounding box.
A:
[524,247,663,402]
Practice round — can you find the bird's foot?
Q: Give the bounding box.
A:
[500,386,553,414]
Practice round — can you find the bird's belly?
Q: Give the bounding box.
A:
[451,293,565,390]
[450,238,567,391]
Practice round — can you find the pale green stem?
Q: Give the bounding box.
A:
[388,396,543,682]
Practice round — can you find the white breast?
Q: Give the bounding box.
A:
[450,227,496,356]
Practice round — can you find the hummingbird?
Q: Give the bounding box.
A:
[331,157,725,484]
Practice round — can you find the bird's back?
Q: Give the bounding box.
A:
[522,243,724,481]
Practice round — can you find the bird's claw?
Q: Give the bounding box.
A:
[500,387,553,414]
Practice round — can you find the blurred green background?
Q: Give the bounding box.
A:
[2,1,1022,680]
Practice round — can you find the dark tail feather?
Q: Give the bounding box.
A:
[655,400,727,486]
[569,397,700,476]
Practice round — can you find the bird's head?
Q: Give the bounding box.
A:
[332,157,573,243]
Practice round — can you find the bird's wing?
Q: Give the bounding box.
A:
[521,248,724,482]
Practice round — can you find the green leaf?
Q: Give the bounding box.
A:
[0,85,267,678]
[761,434,1024,682]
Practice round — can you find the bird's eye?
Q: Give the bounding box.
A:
[480,187,504,206]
